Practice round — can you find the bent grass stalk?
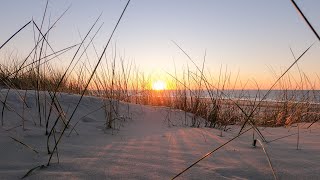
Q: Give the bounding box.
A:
[171,127,253,179]
[256,139,278,180]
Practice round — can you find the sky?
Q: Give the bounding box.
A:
[0,0,320,89]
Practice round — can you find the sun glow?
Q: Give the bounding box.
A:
[152,80,166,91]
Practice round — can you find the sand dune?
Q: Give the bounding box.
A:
[0,90,319,179]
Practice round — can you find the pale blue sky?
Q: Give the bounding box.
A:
[1,0,320,88]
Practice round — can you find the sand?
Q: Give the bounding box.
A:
[0,89,319,179]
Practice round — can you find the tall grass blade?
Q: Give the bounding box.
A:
[21,165,45,179]
[9,136,39,154]
[291,0,320,41]
[171,127,253,179]
[256,139,278,180]
[0,20,32,50]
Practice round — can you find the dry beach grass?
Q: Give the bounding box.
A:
[0,0,320,179]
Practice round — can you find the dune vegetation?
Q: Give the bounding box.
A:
[1,0,320,179]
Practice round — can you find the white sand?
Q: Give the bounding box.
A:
[0,89,319,179]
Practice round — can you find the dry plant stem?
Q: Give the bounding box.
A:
[3,43,79,80]
[107,47,117,129]
[0,20,32,50]
[171,40,266,140]
[9,136,39,154]
[267,128,314,144]
[5,125,22,131]
[239,43,314,135]
[68,23,104,76]
[1,89,10,126]
[267,133,299,143]
[47,0,131,166]
[256,139,278,180]
[44,19,101,137]
[0,8,71,129]
[171,127,253,179]
[1,77,34,113]
[297,124,299,150]
[21,165,45,179]
[0,17,75,130]
[8,5,71,81]
[35,0,49,127]
[46,113,61,154]
[22,90,27,130]
[45,14,102,129]
[48,95,73,131]
[45,92,67,135]
[0,90,26,121]
[52,128,59,163]
[67,104,106,137]
[291,0,320,41]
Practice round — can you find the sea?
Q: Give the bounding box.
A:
[90,89,320,104]
[128,89,320,104]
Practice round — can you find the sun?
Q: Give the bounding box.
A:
[152,80,166,91]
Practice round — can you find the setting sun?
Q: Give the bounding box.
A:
[152,80,166,90]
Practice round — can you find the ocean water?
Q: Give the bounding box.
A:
[202,90,320,103]
[91,89,320,103]
[135,90,320,103]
